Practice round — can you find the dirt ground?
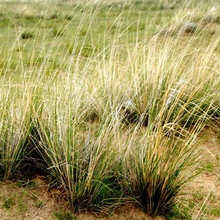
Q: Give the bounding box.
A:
[187,126,220,220]
[0,127,219,220]
[0,176,165,220]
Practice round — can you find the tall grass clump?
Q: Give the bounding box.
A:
[28,73,123,212]
[119,125,201,215]
[0,82,33,180]
[113,34,220,129]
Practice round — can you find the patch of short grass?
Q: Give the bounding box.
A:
[2,197,16,209]
[54,210,75,220]
[207,206,220,217]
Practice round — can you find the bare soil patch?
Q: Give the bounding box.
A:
[184,127,220,219]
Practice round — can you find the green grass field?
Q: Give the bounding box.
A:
[0,0,219,219]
